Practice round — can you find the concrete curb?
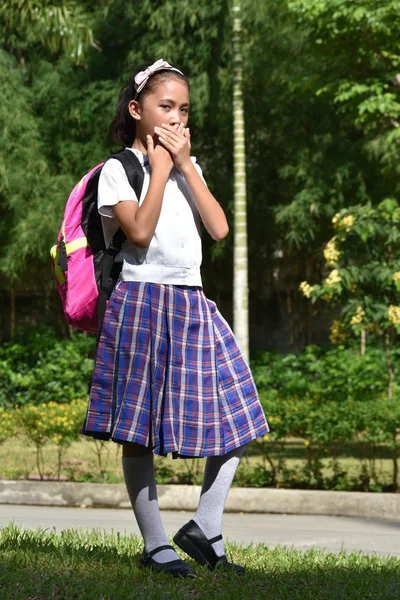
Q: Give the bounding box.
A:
[0,480,399,520]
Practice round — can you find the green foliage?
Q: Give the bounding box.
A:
[1,0,400,348]
[18,398,87,479]
[252,345,400,490]
[0,0,96,63]
[235,463,276,488]
[287,0,400,178]
[300,200,400,341]
[0,49,75,288]
[0,330,95,408]
[253,345,396,406]
[268,0,400,340]
[0,407,17,444]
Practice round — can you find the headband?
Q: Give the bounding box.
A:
[134,59,184,98]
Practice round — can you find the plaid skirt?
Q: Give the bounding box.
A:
[82,281,269,457]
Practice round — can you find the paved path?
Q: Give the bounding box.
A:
[1,504,400,557]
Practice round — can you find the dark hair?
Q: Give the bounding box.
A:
[110,62,189,148]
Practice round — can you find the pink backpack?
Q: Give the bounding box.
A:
[51,150,143,332]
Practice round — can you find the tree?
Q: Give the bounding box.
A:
[0,0,96,336]
[232,0,249,360]
[0,0,96,63]
[300,198,400,398]
[2,0,400,352]
[285,0,400,205]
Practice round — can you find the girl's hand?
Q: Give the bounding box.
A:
[146,134,173,176]
[154,123,191,171]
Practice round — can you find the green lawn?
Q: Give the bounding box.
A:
[0,435,395,490]
[0,525,399,599]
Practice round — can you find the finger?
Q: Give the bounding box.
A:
[157,128,187,149]
[160,123,183,138]
[146,134,154,155]
[184,128,191,147]
[160,123,181,136]
[155,126,180,143]
[156,136,175,153]
[156,132,181,152]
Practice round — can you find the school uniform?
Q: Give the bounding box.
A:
[82,148,269,456]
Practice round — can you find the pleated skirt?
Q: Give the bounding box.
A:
[81,281,269,457]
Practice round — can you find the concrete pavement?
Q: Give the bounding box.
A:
[1,480,399,521]
[1,504,400,557]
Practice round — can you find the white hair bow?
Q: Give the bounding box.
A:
[134,59,184,96]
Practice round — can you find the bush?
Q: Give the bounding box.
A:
[0,407,18,443]
[252,344,399,405]
[18,398,87,479]
[252,344,400,491]
[0,329,96,408]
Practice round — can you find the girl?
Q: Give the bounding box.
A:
[82,58,269,578]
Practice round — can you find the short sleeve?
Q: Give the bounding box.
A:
[98,158,139,218]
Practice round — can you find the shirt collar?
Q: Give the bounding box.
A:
[126,147,149,167]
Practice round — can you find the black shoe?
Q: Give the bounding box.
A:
[173,520,245,575]
[139,544,197,578]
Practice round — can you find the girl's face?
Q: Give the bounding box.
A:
[131,78,190,141]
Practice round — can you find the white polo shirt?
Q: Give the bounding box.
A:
[98,148,203,287]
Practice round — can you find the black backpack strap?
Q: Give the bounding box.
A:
[97,149,145,333]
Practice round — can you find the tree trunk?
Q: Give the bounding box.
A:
[232,0,249,361]
[392,434,398,492]
[384,331,393,399]
[360,329,366,356]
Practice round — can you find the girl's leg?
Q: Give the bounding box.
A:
[193,445,245,557]
[122,443,180,563]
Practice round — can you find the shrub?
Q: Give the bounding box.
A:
[253,344,398,406]
[0,407,18,444]
[0,329,95,408]
[253,344,400,490]
[18,399,87,479]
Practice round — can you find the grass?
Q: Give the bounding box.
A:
[0,524,399,599]
[0,435,396,490]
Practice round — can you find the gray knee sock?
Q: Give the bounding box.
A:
[193,446,245,557]
[122,455,179,563]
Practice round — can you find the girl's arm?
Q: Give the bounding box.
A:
[154,124,229,241]
[180,161,229,241]
[113,136,172,248]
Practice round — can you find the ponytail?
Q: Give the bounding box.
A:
[110,76,137,148]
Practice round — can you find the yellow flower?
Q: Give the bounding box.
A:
[333,214,355,232]
[329,319,347,344]
[332,213,340,225]
[323,237,340,266]
[326,269,342,287]
[388,305,400,325]
[392,272,400,282]
[350,306,365,326]
[299,281,314,298]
